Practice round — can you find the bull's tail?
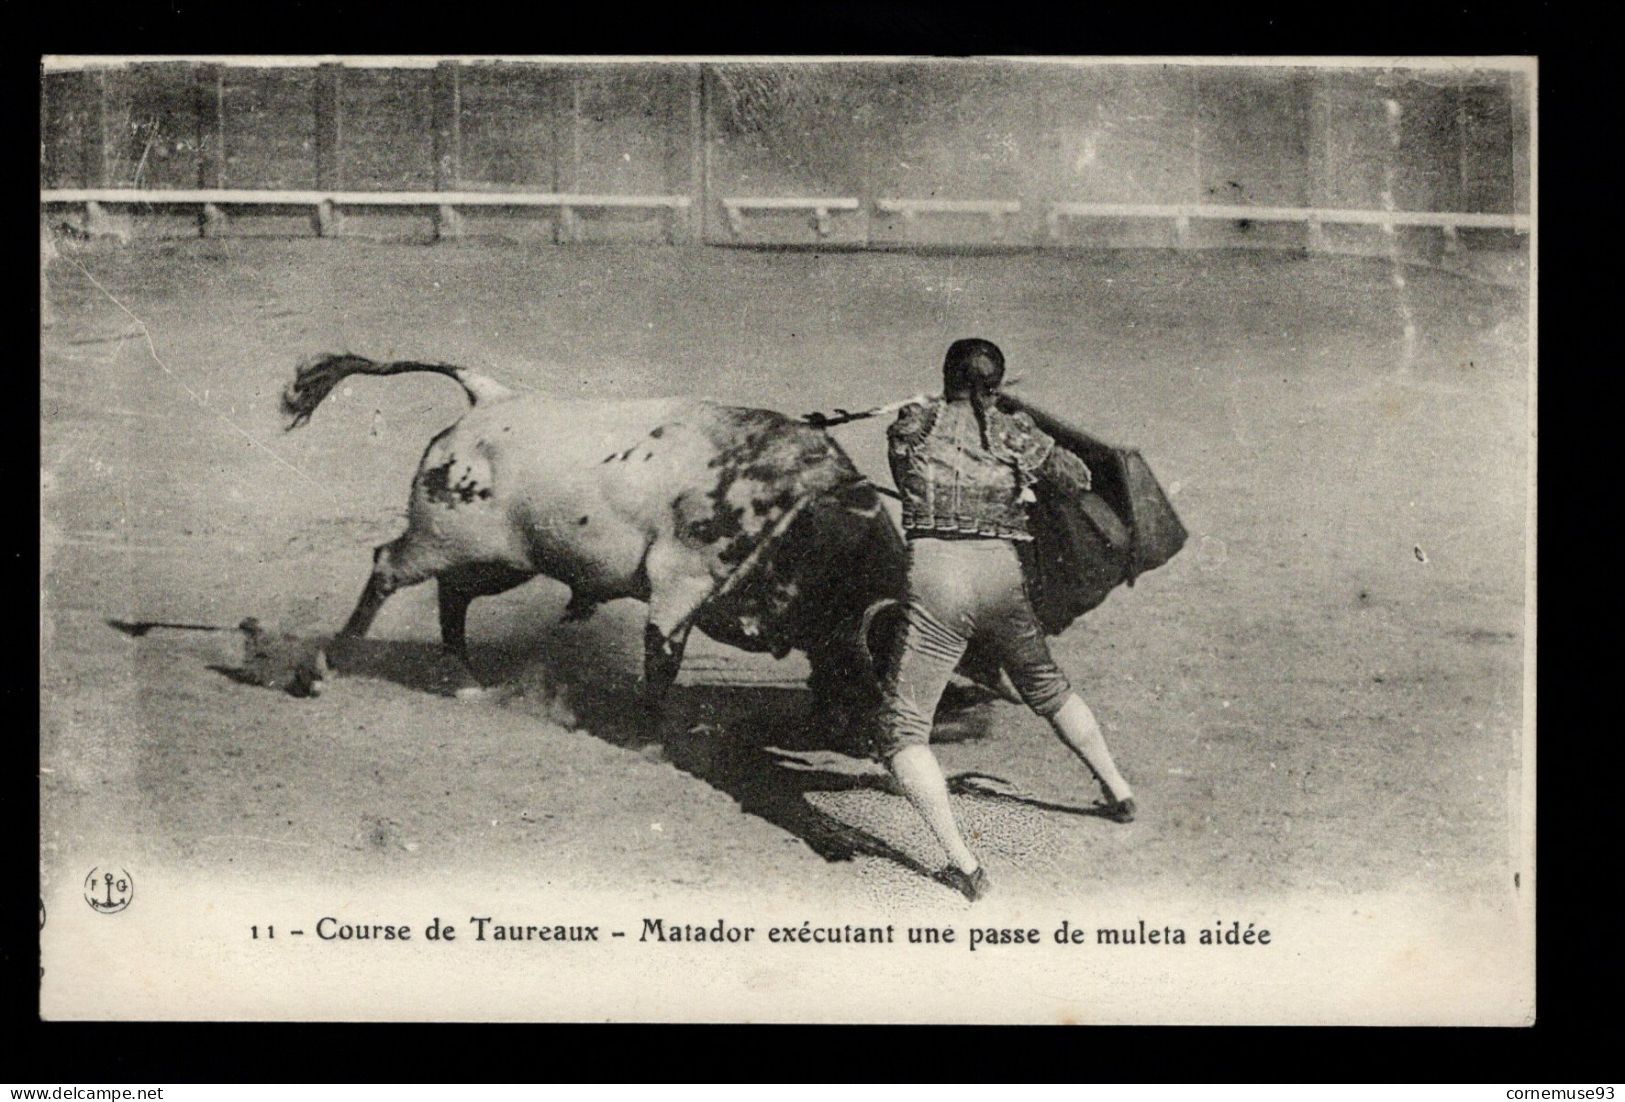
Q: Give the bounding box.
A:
[281,353,515,430]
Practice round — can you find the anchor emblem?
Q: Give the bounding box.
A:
[83,867,133,914]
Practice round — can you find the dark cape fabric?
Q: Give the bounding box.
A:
[1000,394,1188,636]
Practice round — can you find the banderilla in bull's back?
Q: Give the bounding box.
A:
[804,385,1189,634]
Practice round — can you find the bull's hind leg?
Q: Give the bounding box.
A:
[308,537,438,691]
[339,572,392,640]
[338,536,442,641]
[437,564,533,698]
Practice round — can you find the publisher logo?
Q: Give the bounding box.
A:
[84,867,133,914]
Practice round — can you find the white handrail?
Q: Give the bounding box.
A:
[875,198,1022,215]
[1047,200,1528,232]
[720,197,861,210]
[40,188,691,208]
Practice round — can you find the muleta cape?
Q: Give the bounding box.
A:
[998,394,1188,635]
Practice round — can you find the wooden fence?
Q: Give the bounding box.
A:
[39,60,1533,253]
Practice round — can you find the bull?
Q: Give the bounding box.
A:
[280,354,998,723]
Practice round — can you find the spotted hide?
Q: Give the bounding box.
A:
[281,353,930,724]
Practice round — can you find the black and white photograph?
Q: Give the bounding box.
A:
[38,54,1534,1024]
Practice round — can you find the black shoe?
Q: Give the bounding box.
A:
[1103,797,1137,824]
[939,864,991,902]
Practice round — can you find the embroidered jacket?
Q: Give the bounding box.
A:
[887,397,1092,540]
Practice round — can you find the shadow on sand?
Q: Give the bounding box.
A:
[946,771,1124,820]
[554,675,947,879]
[173,618,1012,883]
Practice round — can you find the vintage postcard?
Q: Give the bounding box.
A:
[39,54,1535,1023]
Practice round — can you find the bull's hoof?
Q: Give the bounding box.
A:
[559,598,598,623]
[435,650,487,700]
[282,646,329,698]
[286,668,327,698]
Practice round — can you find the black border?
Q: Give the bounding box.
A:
[28,0,1546,58]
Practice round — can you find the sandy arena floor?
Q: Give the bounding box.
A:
[40,238,1530,909]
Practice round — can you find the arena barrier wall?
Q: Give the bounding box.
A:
[40,58,1530,262]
